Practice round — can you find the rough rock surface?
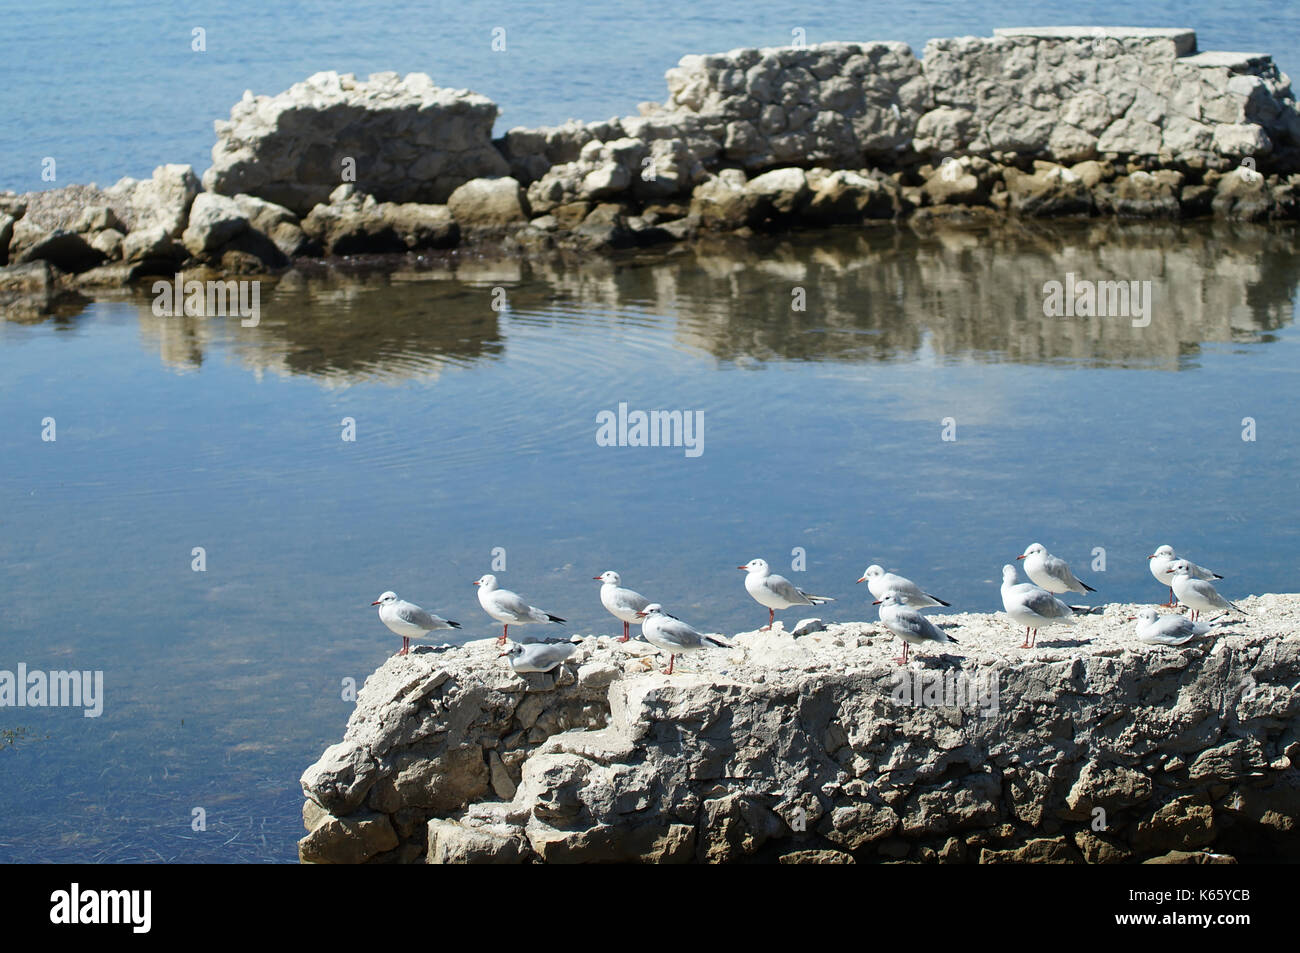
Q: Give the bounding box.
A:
[203,71,508,214]
[920,28,1300,165]
[300,595,1300,863]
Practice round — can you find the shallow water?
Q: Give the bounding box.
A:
[2,0,1299,191]
[1,219,1299,861]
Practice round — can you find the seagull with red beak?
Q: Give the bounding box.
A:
[739,558,834,631]
[474,573,565,644]
[372,591,460,656]
[594,570,652,642]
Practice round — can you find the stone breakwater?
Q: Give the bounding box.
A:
[298,596,1300,864]
[3,26,1300,315]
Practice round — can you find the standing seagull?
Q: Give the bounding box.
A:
[1169,561,1244,622]
[1149,545,1222,608]
[594,570,652,643]
[739,558,834,631]
[857,565,950,609]
[874,590,958,664]
[372,591,460,656]
[1000,564,1077,648]
[499,642,578,674]
[637,604,729,674]
[1017,543,1096,595]
[473,574,566,645]
[1129,606,1214,646]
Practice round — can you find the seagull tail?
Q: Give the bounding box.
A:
[547,614,567,624]
[1080,581,1097,593]
[804,594,835,605]
[928,594,952,607]
[1067,604,1103,615]
[944,633,959,644]
[1228,602,1247,615]
[447,620,462,629]
[704,635,731,648]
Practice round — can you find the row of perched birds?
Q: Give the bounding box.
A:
[371,544,1246,673]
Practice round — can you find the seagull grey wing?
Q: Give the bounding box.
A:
[491,589,535,619]
[1191,561,1223,581]
[530,643,577,669]
[396,602,441,629]
[615,588,652,613]
[767,574,810,605]
[660,617,706,648]
[1021,586,1073,619]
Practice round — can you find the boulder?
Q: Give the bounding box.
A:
[1095,171,1184,218]
[1003,165,1093,217]
[689,170,758,229]
[181,193,250,257]
[204,71,508,214]
[447,177,530,226]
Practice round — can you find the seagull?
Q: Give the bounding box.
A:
[1017,543,1096,595]
[371,591,460,656]
[1149,545,1222,608]
[739,558,834,630]
[473,574,566,645]
[857,565,950,609]
[873,590,958,664]
[637,604,729,674]
[1000,563,1077,648]
[1169,560,1244,622]
[1128,606,1213,645]
[499,641,578,674]
[594,570,651,643]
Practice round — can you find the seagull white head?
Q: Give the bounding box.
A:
[1001,564,1019,584]
[872,590,905,607]
[1168,560,1194,578]
[371,591,398,607]
[637,603,665,618]
[474,574,498,589]
[1135,607,1160,623]
[1149,545,1175,560]
[498,644,523,659]
[1018,543,1047,560]
[857,565,885,584]
[739,558,769,574]
[594,570,621,585]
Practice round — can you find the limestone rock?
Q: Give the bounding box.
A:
[182,193,250,257]
[447,177,530,226]
[204,71,508,214]
[298,809,398,864]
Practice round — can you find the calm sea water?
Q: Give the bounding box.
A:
[1,220,1298,862]
[2,1,1299,191]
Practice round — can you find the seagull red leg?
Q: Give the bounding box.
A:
[617,621,630,643]
[666,654,675,675]
[497,624,508,646]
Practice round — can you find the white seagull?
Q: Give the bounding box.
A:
[594,570,652,643]
[1017,543,1096,595]
[739,558,834,630]
[1129,606,1213,646]
[873,590,958,664]
[857,564,950,609]
[1169,560,1244,622]
[637,604,729,674]
[473,574,566,644]
[371,591,460,656]
[1000,563,1077,648]
[499,641,578,674]
[1149,545,1222,607]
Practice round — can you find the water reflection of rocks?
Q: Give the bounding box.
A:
[55,221,1300,377]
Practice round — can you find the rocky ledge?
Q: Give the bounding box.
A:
[299,595,1300,864]
[4,26,1300,317]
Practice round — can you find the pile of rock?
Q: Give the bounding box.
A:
[299,598,1300,864]
[4,26,1300,307]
